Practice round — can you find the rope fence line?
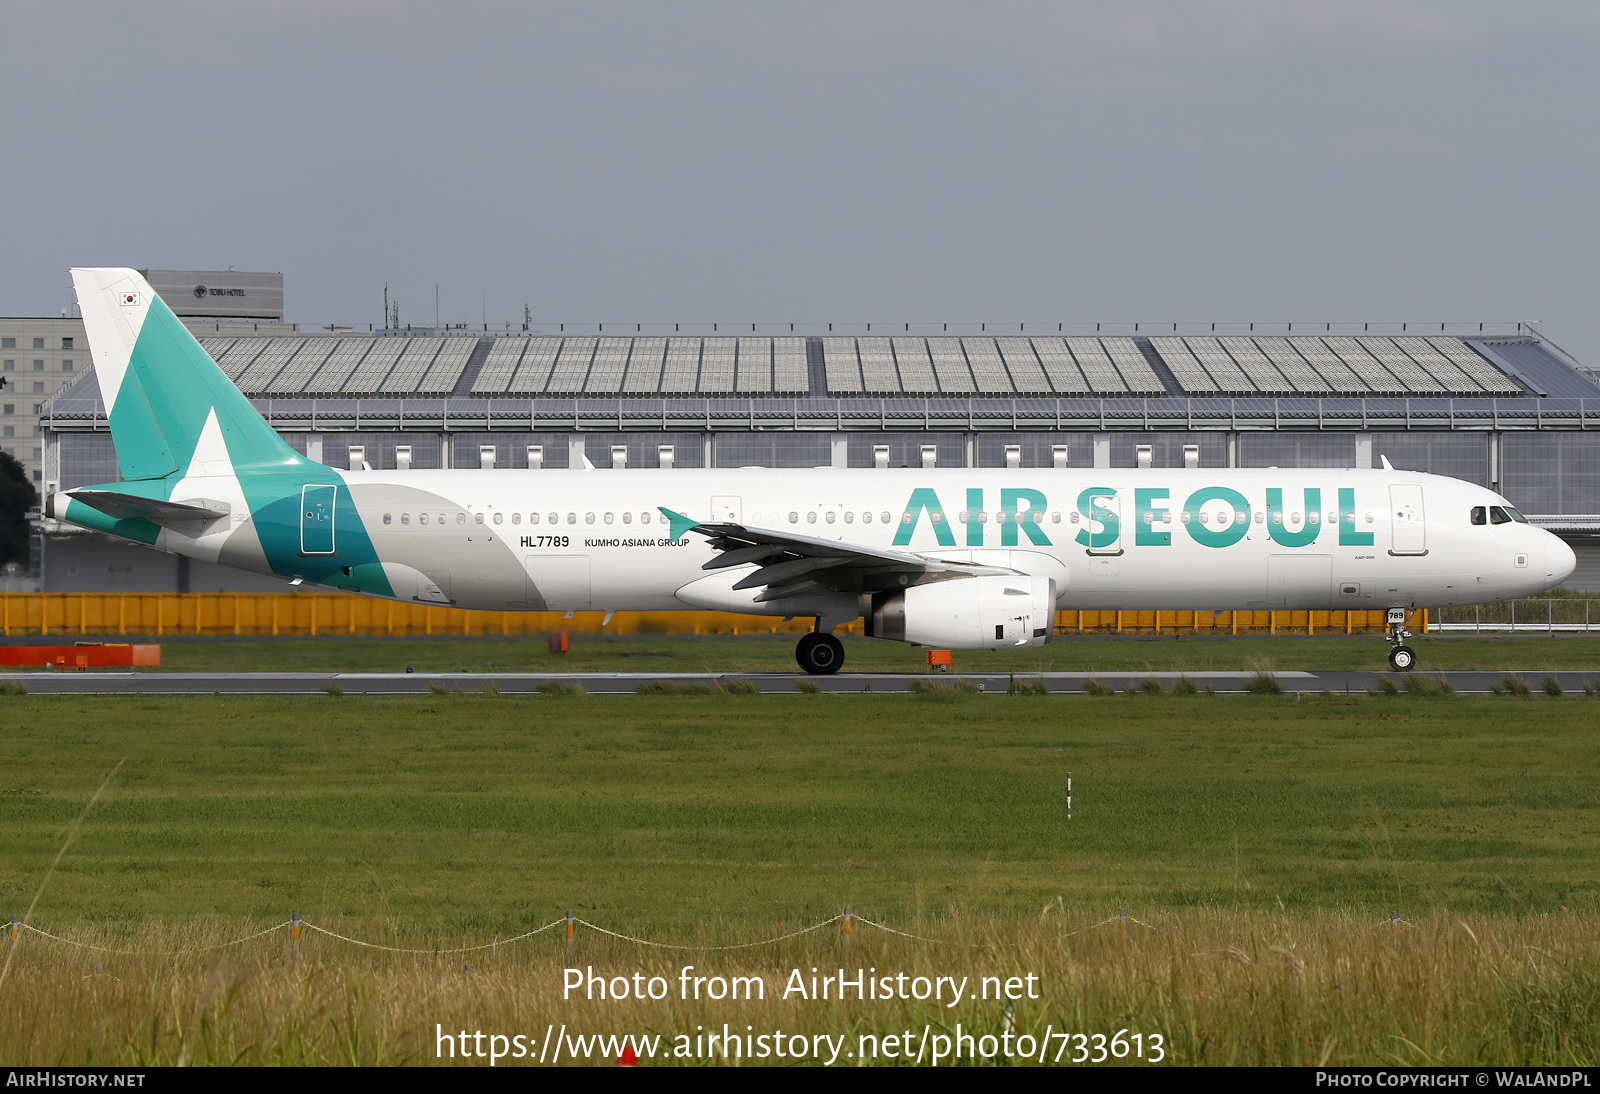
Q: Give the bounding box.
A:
[8,906,1190,957]
[300,919,569,955]
[851,915,944,945]
[1377,912,1418,934]
[1063,915,1124,936]
[1061,909,1162,937]
[574,915,843,951]
[19,921,292,956]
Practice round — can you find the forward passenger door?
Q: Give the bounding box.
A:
[1389,485,1427,556]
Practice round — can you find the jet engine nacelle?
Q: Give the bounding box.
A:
[868,575,1055,649]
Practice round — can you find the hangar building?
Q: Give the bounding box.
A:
[28,303,1600,593]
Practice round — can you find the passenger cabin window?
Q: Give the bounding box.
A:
[1489,506,1512,525]
[1471,506,1487,526]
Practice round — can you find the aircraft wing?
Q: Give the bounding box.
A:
[67,490,230,526]
[662,507,1014,603]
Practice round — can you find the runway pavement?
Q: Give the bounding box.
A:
[1,668,1595,695]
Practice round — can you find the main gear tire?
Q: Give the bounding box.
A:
[1388,645,1416,672]
[796,632,845,675]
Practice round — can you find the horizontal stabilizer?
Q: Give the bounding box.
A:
[66,489,230,526]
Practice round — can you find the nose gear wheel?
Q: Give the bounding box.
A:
[1385,609,1417,672]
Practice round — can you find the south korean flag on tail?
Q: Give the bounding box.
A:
[119,291,140,306]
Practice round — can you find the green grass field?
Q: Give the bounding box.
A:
[4,691,1597,1065]
[122,631,1600,675]
[5,692,1597,924]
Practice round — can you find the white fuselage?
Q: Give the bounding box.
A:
[310,465,1573,616]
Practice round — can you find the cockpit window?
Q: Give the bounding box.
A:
[1489,506,1513,525]
[1470,506,1486,526]
[1505,506,1528,524]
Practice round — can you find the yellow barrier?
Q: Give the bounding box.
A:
[0,594,1421,638]
[1053,608,1425,636]
[0,594,832,638]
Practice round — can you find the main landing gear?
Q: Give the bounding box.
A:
[796,632,845,675]
[1386,607,1417,672]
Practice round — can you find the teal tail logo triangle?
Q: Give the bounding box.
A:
[657,507,701,542]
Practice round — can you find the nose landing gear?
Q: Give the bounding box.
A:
[796,632,845,675]
[1386,607,1416,672]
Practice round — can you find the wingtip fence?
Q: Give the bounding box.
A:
[1,906,1216,958]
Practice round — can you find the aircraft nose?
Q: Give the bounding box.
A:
[1545,534,1577,590]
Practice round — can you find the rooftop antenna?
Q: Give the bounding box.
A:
[523,304,531,332]
[383,283,388,330]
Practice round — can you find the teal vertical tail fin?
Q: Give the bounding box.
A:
[70,267,313,481]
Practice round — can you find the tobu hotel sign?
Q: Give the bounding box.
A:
[140,268,284,319]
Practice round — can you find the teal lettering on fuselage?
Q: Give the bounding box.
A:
[1339,487,1374,546]
[1182,487,1251,548]
[1266,487,1321,547]
[1074,487,1119,549]
[1001,488,1051,547]
[1135,488,1170,547]
[889,484,1354,551]
[893,487,957,546]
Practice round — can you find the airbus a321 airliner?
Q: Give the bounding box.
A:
[49,268,1575,674]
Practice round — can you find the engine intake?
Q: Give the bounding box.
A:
[868,575,1055,649]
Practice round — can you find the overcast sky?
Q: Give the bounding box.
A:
[2,2,1596,361]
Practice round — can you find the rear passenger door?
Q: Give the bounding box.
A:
[300,485,337,555]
